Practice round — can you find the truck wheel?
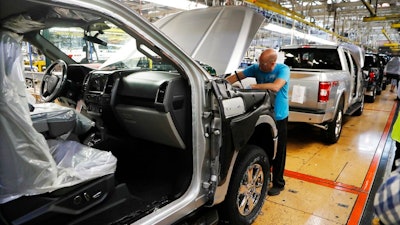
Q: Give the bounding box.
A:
[219,145,269,225]
[377,84,382,95]
[323,102,343,144]
[365,88,376,103]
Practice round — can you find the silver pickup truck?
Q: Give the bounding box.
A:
[280,44,365,144]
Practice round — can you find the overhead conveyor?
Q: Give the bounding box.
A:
[244,0,356,45]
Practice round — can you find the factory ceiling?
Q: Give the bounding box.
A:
[123,0,400,53]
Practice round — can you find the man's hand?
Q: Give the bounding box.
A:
[225,71,246,84]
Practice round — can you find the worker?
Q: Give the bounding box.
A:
[386,56,400,94]
[225,48,290,196]
[374,169,400,225]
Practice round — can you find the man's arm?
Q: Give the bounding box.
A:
[251,78,286,92]
[225,71,246,84]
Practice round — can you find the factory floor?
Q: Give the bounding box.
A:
[254,88,398,225]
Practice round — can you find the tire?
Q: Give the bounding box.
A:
[219,145,270,225]
[365,88,376,103]
[377,84,382,95]
[323,100,343,144]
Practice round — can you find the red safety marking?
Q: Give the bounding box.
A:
[347,102,398,225]
[284,170,364,194]
[284,101,398,225]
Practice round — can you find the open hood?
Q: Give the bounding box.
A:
[154,6,265,75]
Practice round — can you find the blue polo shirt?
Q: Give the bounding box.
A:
[242,63,290,121]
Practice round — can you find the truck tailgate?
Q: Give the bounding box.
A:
[289,70,338,111]
[289,70,321,109]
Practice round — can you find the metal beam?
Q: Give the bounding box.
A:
[360,0,376,17]
[383,42,400,53]
[245,0,305,20]
[383,43,399,47]
[382,29,393,43]
[391,23,400,29]
[245,0,355,44]
[363,14,400,22]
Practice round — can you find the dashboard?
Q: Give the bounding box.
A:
[82,69,190,149]
[83,70,118,116]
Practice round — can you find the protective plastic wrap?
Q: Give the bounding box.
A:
[385,56,400,76]
[0,31,117,204]
[31,103,95,137]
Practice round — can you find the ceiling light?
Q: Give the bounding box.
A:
[144,0,208,10]
[264,23,336,45]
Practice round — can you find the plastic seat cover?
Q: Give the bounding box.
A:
[0,31,117,204]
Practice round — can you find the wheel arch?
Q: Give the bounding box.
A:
[333,92,345,118]
[249,115,278,160]
[335,89,347,113]
[322,94,344,144]
[212,115,277,206]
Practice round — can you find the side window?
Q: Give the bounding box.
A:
[343,50,353,73]
[350,55,358,75]
[349,53,359,96]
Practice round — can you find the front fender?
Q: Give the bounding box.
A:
[256,114,278,159]
[212,118,277,206]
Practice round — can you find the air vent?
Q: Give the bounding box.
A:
[104,77,115,93]
[156,81,168,103]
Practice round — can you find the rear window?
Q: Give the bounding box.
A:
[364,55,378,67]
[281,48,342,70]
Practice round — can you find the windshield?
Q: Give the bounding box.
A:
[42,21,177,72]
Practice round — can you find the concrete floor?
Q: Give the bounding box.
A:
[254,89,398,225]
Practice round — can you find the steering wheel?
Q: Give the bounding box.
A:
[40,59,68,102]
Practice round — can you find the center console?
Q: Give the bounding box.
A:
[83,71,116,116]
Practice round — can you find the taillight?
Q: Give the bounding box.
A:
[369,71,375,81]
[318,82,331,102]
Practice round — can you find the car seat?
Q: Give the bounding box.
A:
[0,29,121,224]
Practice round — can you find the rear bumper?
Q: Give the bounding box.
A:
[288,110,334,124]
